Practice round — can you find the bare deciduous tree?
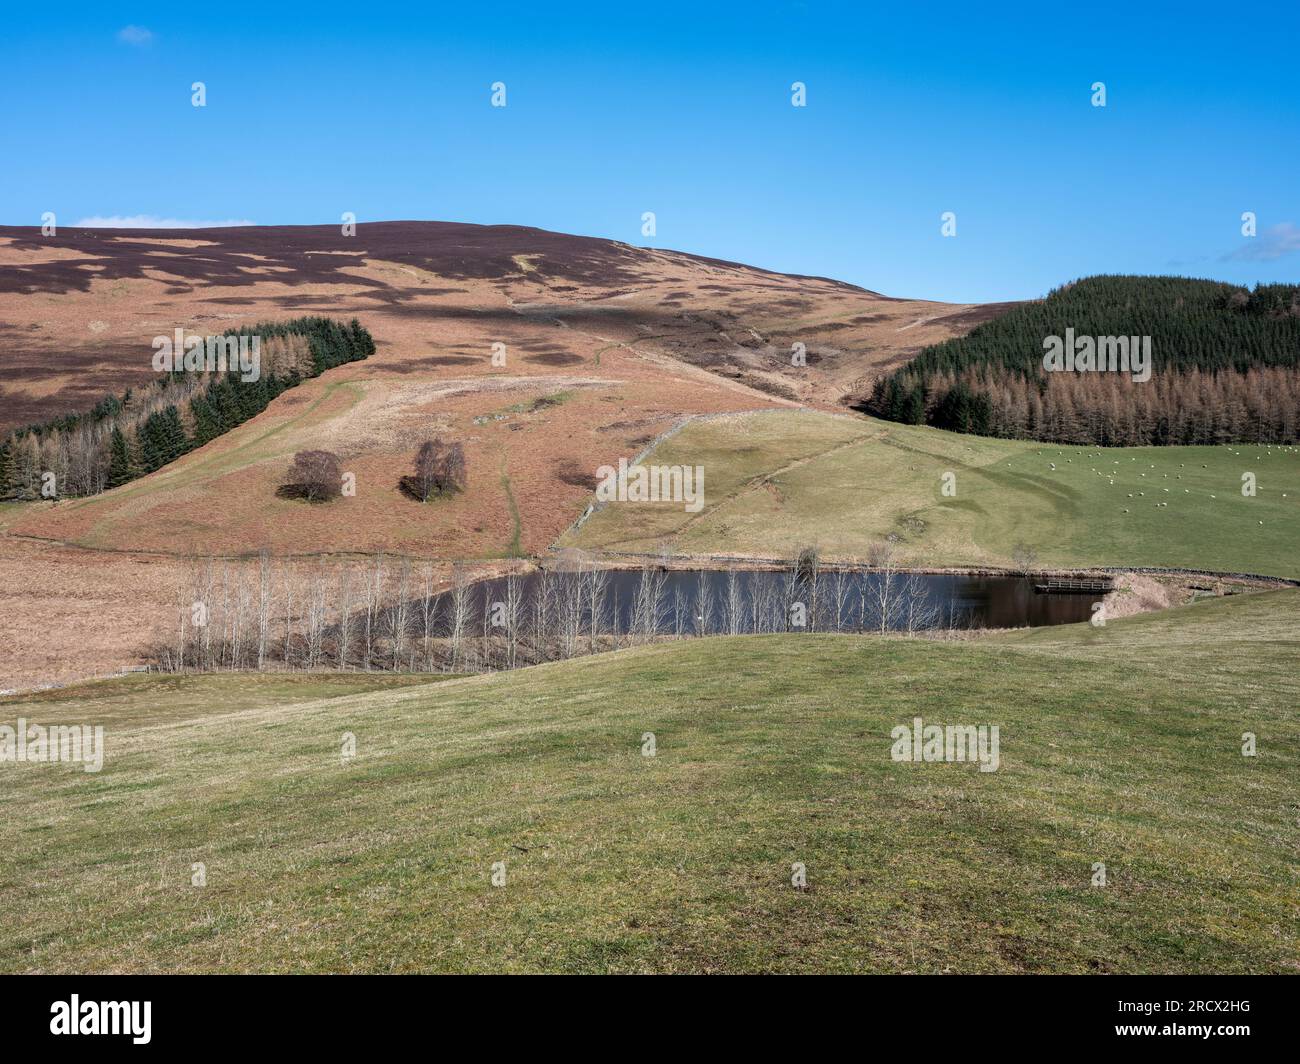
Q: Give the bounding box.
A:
[336,566,354,670]
[867,539,903,634]
[281,450,342,502]
[305,561,329,668]
[362,554,384,670]
[902,571,940,636]
[631,564,667,642]
[557,570,584,658]
[384,558,412,669]
[796,547,821,632]
[1011,541,1039,574]
[832,565,851,632]
[420,562,436,671]
[695,568,714,637]
[503,570,524,670]
[447,564,471,672]
[672,585,689,638]
[585,564,609,653]
[402,438,468,501]
[723,566,742,636]
[257,549,273,669]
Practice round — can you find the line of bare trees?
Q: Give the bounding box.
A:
[155,544,962,676]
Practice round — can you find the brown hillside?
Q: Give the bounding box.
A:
[0,221,1008,432]
[0,221,1010,687]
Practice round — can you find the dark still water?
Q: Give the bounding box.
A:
[433,567,1099,636]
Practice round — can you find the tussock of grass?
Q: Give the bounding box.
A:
[2,592,1296,973]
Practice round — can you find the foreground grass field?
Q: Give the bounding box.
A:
[2,591,1296,973]
[561,410,1300,578]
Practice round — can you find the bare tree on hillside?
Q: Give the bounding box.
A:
[402,438,468,501]
[757,574,783,633]
[527,568,553,662]
[281,567,297,668]
[480,585,495,670]
[631,564,667,642]
[780,563,800,632]
[280,450,342,502]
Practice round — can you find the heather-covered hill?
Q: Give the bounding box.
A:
[0,221,1003,559]
[0,220,1001,433]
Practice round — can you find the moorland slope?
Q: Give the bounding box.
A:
[0,221,1001,557]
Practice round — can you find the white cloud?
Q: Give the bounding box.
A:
[74,215,256,229]
[116,25,154,46]
[1224,222,1300,262]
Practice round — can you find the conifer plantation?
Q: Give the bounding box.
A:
[865,277,1300,445]
[0,317,375,500]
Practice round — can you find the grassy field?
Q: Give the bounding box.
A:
[560,410,1300,578]
[2,590,1296,973]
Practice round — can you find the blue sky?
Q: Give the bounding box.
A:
[2,1,1297,302]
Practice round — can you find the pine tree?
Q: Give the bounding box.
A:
[160,405,188,463]
[107,426,133,488]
